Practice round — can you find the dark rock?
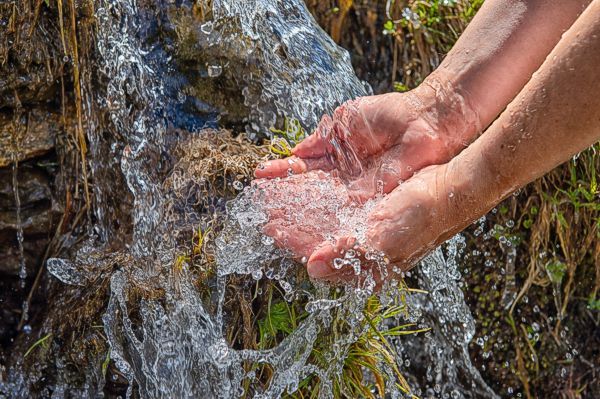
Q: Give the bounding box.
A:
[0,108,68,167]
[0,2,66,107]
[0,163,62,276]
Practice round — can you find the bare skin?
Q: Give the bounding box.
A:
[255,0,600,281]
[256,0,591,199]
[354,0,600,278]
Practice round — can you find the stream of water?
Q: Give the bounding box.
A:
[3,0,498,397]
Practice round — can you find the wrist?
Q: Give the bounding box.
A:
[413,71,482,156]
[441,141,512,237]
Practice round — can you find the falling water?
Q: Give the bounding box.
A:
[92,0,168,253]
[11,161,26,284]
[210,0,370,135]
[8,0,498,397]
[9,108,29,327]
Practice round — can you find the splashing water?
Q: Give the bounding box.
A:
[92,0,168,253]
[210,0,370,136]
[401,238,499,398]
[7,0,498,397]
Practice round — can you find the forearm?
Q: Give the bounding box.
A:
[418,0,591,146]
[441,0,600,240]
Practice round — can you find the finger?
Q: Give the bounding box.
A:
[344,146,416,203]
[255,156,336,179]
[263,222,320,259]
[292,115,334,158]
[306,236,357,279]
[292,133,329,158]
[255,157,305,179]
[346,164,405,203]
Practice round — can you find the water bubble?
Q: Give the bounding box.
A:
[233,180,244,191]
[560,368,567,378]
[260,235,274,245]
[252,269,263,280]
[350,259,361,275]
[333,258,344,269]
[207,65,223,78]
[376,180,384,195]
[200,21,214,34]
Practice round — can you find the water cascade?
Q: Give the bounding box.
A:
[1,0,499,397]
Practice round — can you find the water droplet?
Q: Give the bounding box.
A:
[261,235,274,245]
[233,180,244,190]
[333,258,344,269]
[207,65,223,77]
[252,269,263,280]
[200,21,214,34]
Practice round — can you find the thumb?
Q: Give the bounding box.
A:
[306,236,358,280]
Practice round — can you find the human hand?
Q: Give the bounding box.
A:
[254,168,393,268]
[254,164,456,284]
[305,164,455,281]
[255,78,479,202]
[253,170,354,261]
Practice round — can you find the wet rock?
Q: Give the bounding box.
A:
[0,3,66,107]
[0,108,68,167]
[154,0,367,137]
[0,163,62,276]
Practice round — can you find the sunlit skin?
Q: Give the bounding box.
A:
[255,0,600,282]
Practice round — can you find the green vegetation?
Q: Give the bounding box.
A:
[308,1,599,397]
[23,333,53,359]
[165,130,428,398]
[269,117,308,157]
[11,0,598,397]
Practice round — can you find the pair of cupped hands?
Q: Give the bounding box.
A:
[253,88,472,283]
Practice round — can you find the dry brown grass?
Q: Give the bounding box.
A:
[166,129,271,199]
[306,0,482,91]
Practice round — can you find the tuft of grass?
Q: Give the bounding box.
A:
[163,128,427,398]
[269,117,307,157]
[306,1,483,91]
[24,333,53,359]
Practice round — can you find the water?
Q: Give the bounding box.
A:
[1,0,497,397]
[9,107,29,325]
[400,239,498,398]
[11,161,26,283]
[210,0,370,136]
[92,0,168,252]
